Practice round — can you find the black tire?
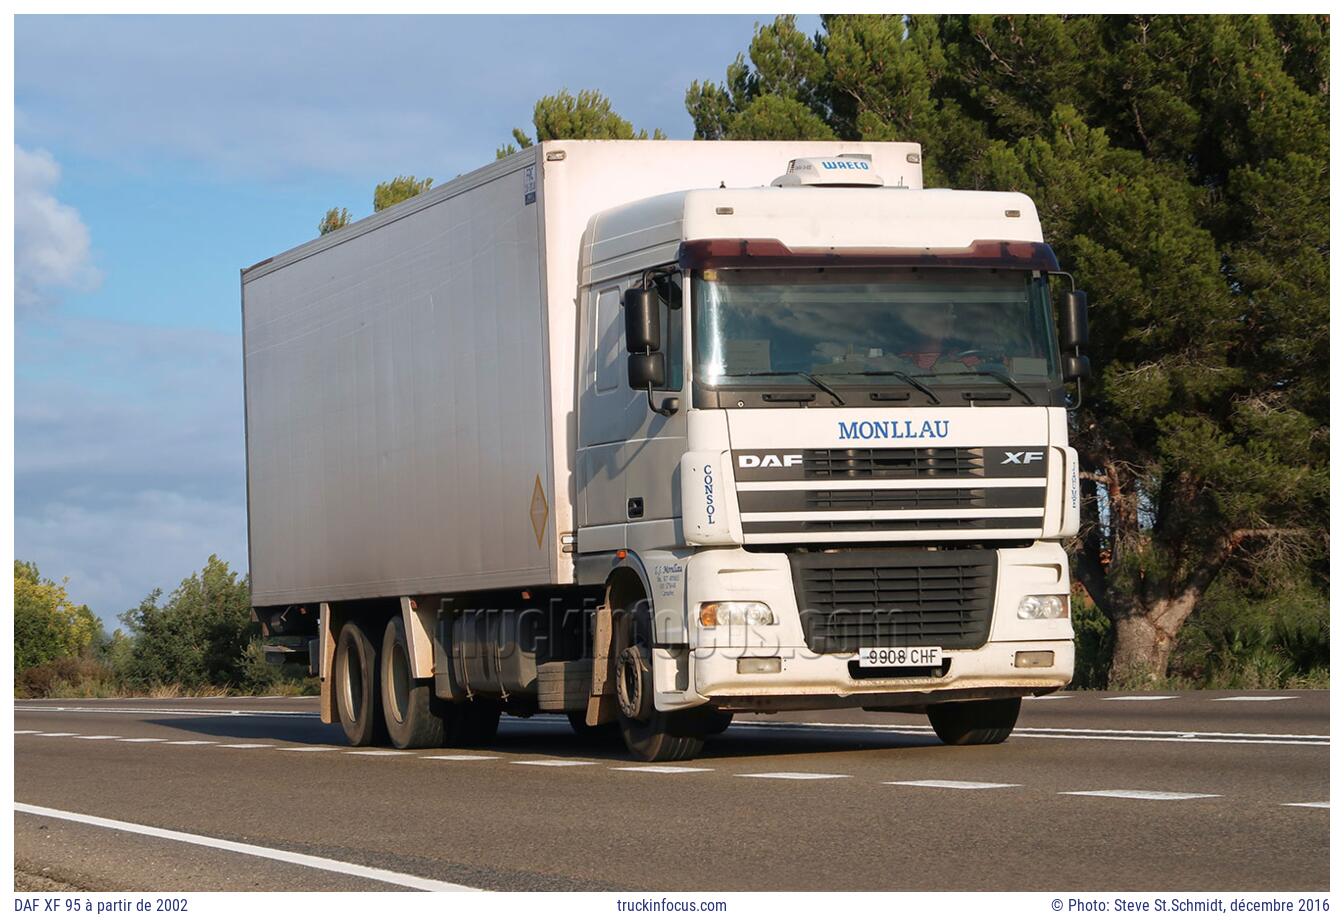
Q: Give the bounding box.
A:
[927,697,1021,745]
[334,620,388,747]
[380,617,450,749]
[456,702,502,744]
[620,708,706,762]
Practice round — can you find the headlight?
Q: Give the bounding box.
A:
[699,601,775,627]
[1017,594,1068,620]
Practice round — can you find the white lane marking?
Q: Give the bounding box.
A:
[280,747,342,752]
[737,772,851,780]
[511,759,597,767]
[1061,790,1220,801]
[217,743,272,749]
[36,732,79,737]
[886,780,1021,790]
[15,706,316,719]
[423,755,499,761]
[75,736,122,740]
[14,803,476,892]
[612,766,714,774]
[730,719,1327,745]
[1283,802,1329,809]
[1104,696,1179,701]
[1215,696,1297,702]
[1023,695,1072,701]
[117,737,164,743]
[347,750,414,756]
[15,730,42,734]
[162,740,217,746]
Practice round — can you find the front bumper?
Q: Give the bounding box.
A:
[692,638,1073,710]
[657,541,1074,712]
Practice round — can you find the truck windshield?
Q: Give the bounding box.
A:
[692,267,1061,390]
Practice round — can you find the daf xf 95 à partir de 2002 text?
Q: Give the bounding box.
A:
[242,140,1090,761]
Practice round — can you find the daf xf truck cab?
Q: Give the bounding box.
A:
[242,141,1089,761]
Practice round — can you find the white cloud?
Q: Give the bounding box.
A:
[16,315,247,621]
[14,144,102,308]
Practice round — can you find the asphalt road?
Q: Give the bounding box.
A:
[13,691,1329,892]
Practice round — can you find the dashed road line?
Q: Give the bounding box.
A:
[1104,696,1179,701]
[1283,802,1329,809]
[117,737,164,743]
[613,765,714,774]
[1215,696,1297,702]
[346,750,414,756]
[886,780,1020,790]
[423,754,499,761]
[15,730,42,734]
[1024,695,1072,701]
[279,746,341,752]
[37,732,79,737]
[737,772,851,780]
[14,802,476,891]
[731,719,1325,746]
[218,743,272,749]
[162,740,216,746]
[1061,789,1220,801]
[511,759,597,767]
[74,735,122,740]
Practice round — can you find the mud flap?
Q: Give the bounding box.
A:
[585,600,620,726]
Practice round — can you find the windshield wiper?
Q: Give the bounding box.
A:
[815,371,941,405]
[731,371,847,406]
[949,367,1037,405]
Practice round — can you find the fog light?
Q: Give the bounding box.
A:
[699,601,774,627]
[1014,650,1055,668]
[1017,594,1068,619]
[737,657,782,674]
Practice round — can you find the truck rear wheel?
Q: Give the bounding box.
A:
[380,616,450,749]
[334,620,388,747]
[927,697,1021,745]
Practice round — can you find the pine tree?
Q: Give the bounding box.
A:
[687,14,1329,683]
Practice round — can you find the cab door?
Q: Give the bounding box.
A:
[577,273,689,553]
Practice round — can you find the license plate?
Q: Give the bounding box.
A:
[855,646,943,668]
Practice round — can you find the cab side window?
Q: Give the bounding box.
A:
[655,273,684,392]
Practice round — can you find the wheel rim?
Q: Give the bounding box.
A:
[340,641,363,724]
[388,638,410,726]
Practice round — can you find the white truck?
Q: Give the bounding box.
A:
[241,140,1089,761]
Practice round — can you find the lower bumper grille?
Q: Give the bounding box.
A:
[788,549,997,654]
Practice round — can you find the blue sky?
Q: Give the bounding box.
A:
[15,13,821,623]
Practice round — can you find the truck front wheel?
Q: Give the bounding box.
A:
[380,616,451,749]
[926,697,1021,745]
[614,630,704,761]
[334,620,388,747]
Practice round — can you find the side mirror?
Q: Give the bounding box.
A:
[624,287,661,353]
[1062,353,1091,381]
[628,352,666,390]
[1062,290,1089,349]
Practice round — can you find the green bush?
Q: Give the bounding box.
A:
[118,555,257,688]
[17,656,117,699]
[14,561,99,672]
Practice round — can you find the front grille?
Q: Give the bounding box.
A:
[789,549,996,654]
[804,447,982,480]
[745,516,1042,534]
[737,486,1045,514]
